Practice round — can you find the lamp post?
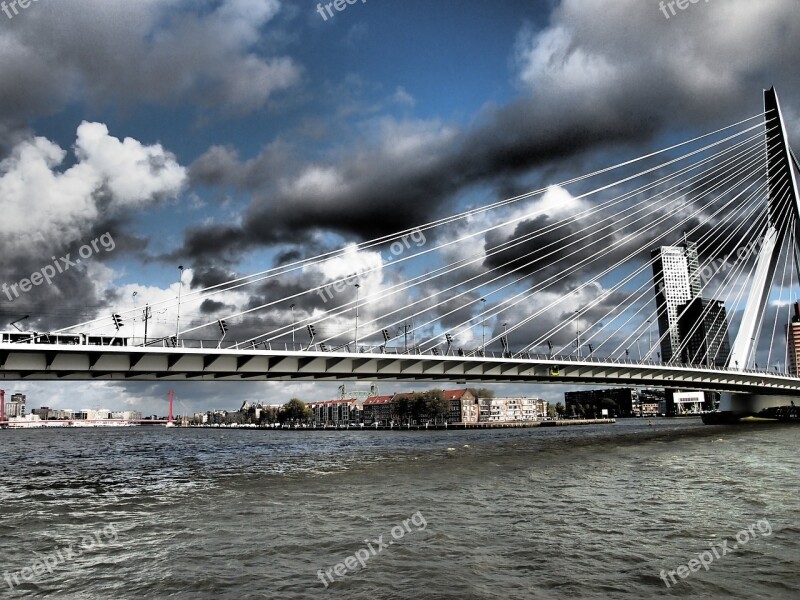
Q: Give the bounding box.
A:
[481,298,486,352]
[175,266,184,343]
[647,319,652,362]
[132,291,138,342]
[354,283,360,351]
[575,311,581,358]
[143,304,151,346]
[290,303,296,350]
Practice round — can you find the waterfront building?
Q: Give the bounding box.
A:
[638,389,665,416]
[506,398,524,421]
[640,402,660,416]
[669,390,706,414]
[788,302,800,376]
[5,393,26,418]
[651,241,701,362]
[204,410,232,425]
[361,389,480,425]
[442,389,478,423]
[86,409,112,420]
[527,398,549,419]
[564,388,640,418]
[308,398,362,426]
[111,411,143,421]
[7,414,68,428]
[478,398,499,421]
[362,395,394,425]
[31,407,51,420]
[477,397,547,422]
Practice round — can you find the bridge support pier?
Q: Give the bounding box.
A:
[707,393,800,423]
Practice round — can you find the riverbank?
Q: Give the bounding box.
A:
[187,418,617,430]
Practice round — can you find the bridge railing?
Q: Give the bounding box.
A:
[4,335,792,378]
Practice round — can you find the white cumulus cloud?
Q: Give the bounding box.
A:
[0,122,186,248]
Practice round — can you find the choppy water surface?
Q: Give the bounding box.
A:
[0,419,797,599]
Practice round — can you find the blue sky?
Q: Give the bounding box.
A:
[1,0,799,415]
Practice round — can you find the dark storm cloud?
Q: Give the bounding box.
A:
[0,220,162,332]
[199,299,232,315]
[480,209,614,289]
[176,0,800,267]
[189,141,295,190]
[449,283,648,358]
[181,93,657,257]
[0,0,300,143]
[171,225,256,267]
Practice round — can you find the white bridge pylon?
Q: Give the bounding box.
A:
[728,88,800,371]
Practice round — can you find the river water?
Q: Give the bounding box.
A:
[0,418,797,599]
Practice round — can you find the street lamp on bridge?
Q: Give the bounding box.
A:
[175,265,184,343]
[480,298,486,354]
[132,291,138,342]
[354,283,360,351]
[290,303,295,350]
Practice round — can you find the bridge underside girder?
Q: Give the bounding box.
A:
[2,345,800,400]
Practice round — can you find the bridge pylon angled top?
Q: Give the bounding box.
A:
[727,87,800,371]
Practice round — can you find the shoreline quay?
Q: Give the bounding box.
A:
[220,418,617,431]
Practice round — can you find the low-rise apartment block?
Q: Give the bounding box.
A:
[478,397,548,422]
[308,398,362,425]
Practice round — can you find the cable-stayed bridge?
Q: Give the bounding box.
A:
[3,88,800,418]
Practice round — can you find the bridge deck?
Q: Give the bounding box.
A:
[2,343,799,396]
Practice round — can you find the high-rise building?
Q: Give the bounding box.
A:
[651,241,700,362]
[788,303,800,376]
[5,393,26,418]
[677,297,731,367]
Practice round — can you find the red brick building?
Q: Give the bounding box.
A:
[442,389,479,423]
[362,395,394,425]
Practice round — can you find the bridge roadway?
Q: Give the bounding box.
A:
[2,342,800,397]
